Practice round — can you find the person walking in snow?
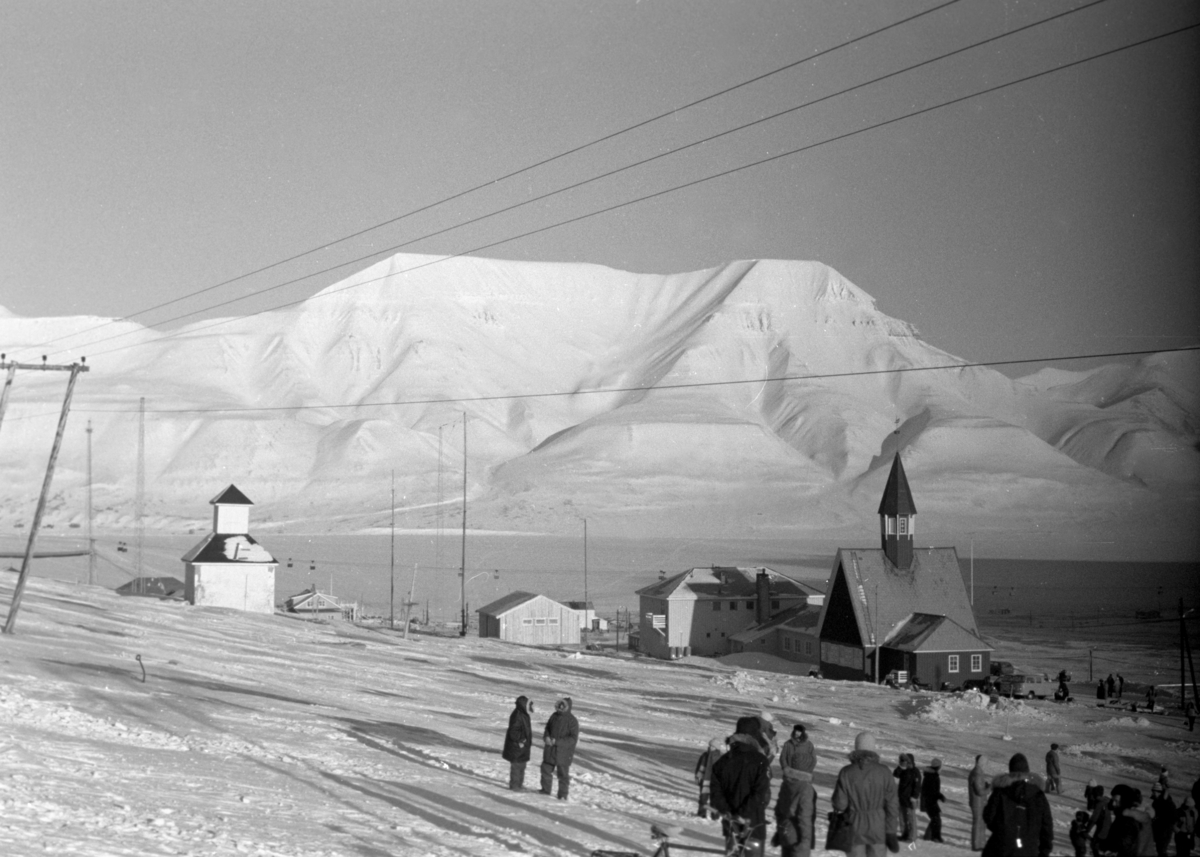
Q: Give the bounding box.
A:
[695,737,725,818]
[1045,744,1062,795]
[982,752,1054,857]
[774,764,817,857]
[1106,675,1116,699]
[1185,699,1197,732]
[970,754,993,850]
[1116,674,1125,699]
[501,695,533,790]
[540,697,579,800]
[1146,686,1157,712]
[1071,810,1093,857]
[1108,784,1154,857]
[1097,681,1108,702]
[711,716,772,857]
[830,731,900,857]
[780,723,816,776]
[1085,780,1104,812]
[1174,795,1196,857]
[893,753,921,842]
[920,757,946,843]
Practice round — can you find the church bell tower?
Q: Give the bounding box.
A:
[878,452,916,570]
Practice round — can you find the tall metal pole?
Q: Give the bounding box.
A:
[135,397,145,590]
[4,364,84,634]
[390,470,396,631]
[86,420,94,586]
[583,518,589,646]
[459,415,468,636]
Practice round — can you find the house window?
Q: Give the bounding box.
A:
[521,618,533,626]
[948,655,960,673]
[771,600,780,609]
[745,600,754,610]
[971,654,982,672]
[783,637,792,652]
[712,601,721,611]
[548,617,559,625]
[535,618,547,626]
[805,641,813,656]
[729,601,737,610]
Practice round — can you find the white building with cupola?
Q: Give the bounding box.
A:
[181,485,277,614]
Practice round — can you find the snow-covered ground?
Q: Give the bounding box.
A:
[2,572,1196,857]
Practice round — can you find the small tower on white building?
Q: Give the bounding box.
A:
[182,485,277,614]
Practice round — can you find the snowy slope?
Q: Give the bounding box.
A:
[0,255,1196,558]
[2,572,1197,857]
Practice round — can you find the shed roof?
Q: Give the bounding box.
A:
[182,533,276,564]
[476,591,576,617]
[636,566,820,600]
[816,547,977,647]
[885,613,993,653]
[210,484,253,506]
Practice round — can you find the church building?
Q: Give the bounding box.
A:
[814,453,991,688]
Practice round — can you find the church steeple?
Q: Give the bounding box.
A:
[878,453,916,569]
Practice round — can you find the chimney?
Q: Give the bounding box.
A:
[756,570,771,624]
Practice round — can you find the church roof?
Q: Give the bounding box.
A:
[877,453,917,516]
[815,547,977,647]
[210,484,253,506]
[182,533,275,564]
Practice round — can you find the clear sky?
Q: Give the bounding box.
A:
[2,0,1197,373]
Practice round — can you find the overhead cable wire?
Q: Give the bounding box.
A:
[44,0,1110,361]
[44,343,1200,415]
[55,14,1195,364]
[29,0,965,356]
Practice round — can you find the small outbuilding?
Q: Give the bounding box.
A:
[284,586,358,621]
[181,485,277,614]
[477,592,581,645]
[116,576,186,599]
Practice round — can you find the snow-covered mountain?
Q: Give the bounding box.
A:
[1,254,1197,559]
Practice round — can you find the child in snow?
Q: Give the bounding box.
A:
[1070,810,1092,857]
[694,738,724,818]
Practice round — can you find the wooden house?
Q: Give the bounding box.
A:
[284,586,357,621]
[730,602,823,670]
[815,453,991,687]
[476,592,581,645]
[635,566,820,659]
[566,600,608,632]
[181,485,277,614]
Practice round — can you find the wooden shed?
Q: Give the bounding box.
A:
[477,592,581,645]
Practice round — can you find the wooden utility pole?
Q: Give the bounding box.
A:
[86,420,95,586]
[2,358,89,634]
[582,517,589,647]
[459,415,467,637]
[403,562,418,641]
[136,397,145,592]
[390,470,395,631]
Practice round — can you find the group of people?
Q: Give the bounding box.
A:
[501,695,579,799]
[1074,770,1200,857]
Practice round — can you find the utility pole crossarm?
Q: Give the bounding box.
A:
[0,361,90,372]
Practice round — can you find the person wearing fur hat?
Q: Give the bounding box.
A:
[830,731,900,856]
[982,753,1054,856]
[711,716,772,856]
[755,711,780,763]
[774,763,817,857]
[1150,783,1176,857]
[694,738,725,819]
[920,758,946,843]
[540,697,579,800]
[780,723,817,775]
[1108,785,1153,857]
[501,695,533,791]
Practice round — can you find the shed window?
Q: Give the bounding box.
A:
[521,618,533,626]
[535,618,547,626]
[548,617,559,625]
[971,654,983,672]
[948,655,960,673]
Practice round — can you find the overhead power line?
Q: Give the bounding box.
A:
[49,343,1200,415]
[30,0,964,357]
[52,14,1195,365]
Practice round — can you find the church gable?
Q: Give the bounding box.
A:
[818,564,862,647]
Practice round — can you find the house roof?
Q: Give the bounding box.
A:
[816,547,977,647]
[885,613,993,653]
[210,484,253,506]
[182,533,276,564]
[635,566,821,600]
[729,603,822,643]
[877,453,917,516]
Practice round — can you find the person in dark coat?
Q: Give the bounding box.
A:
[1107,785,1154,857]
[501,695,533,790]
[1097,680,1107,701]
[1186,699,1198,732]
[1088,787,1116,857]
[893,753,921,842]
[830,731,900,857]
[1106,675,1116,698]
[1045,744,1062,795]
[920,757,946,843]
[1116,675,1125,699]
[1174,795,1196,857]
[1149,783,1176,857]
[1085,780,1104,812]
[540,697,579,800]
[982,752,1054,857]
[711,716,772,857]
[774,766,817,857]
[1071,810,1092,857]
[779,723,816,775]
[970,754,993,850]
